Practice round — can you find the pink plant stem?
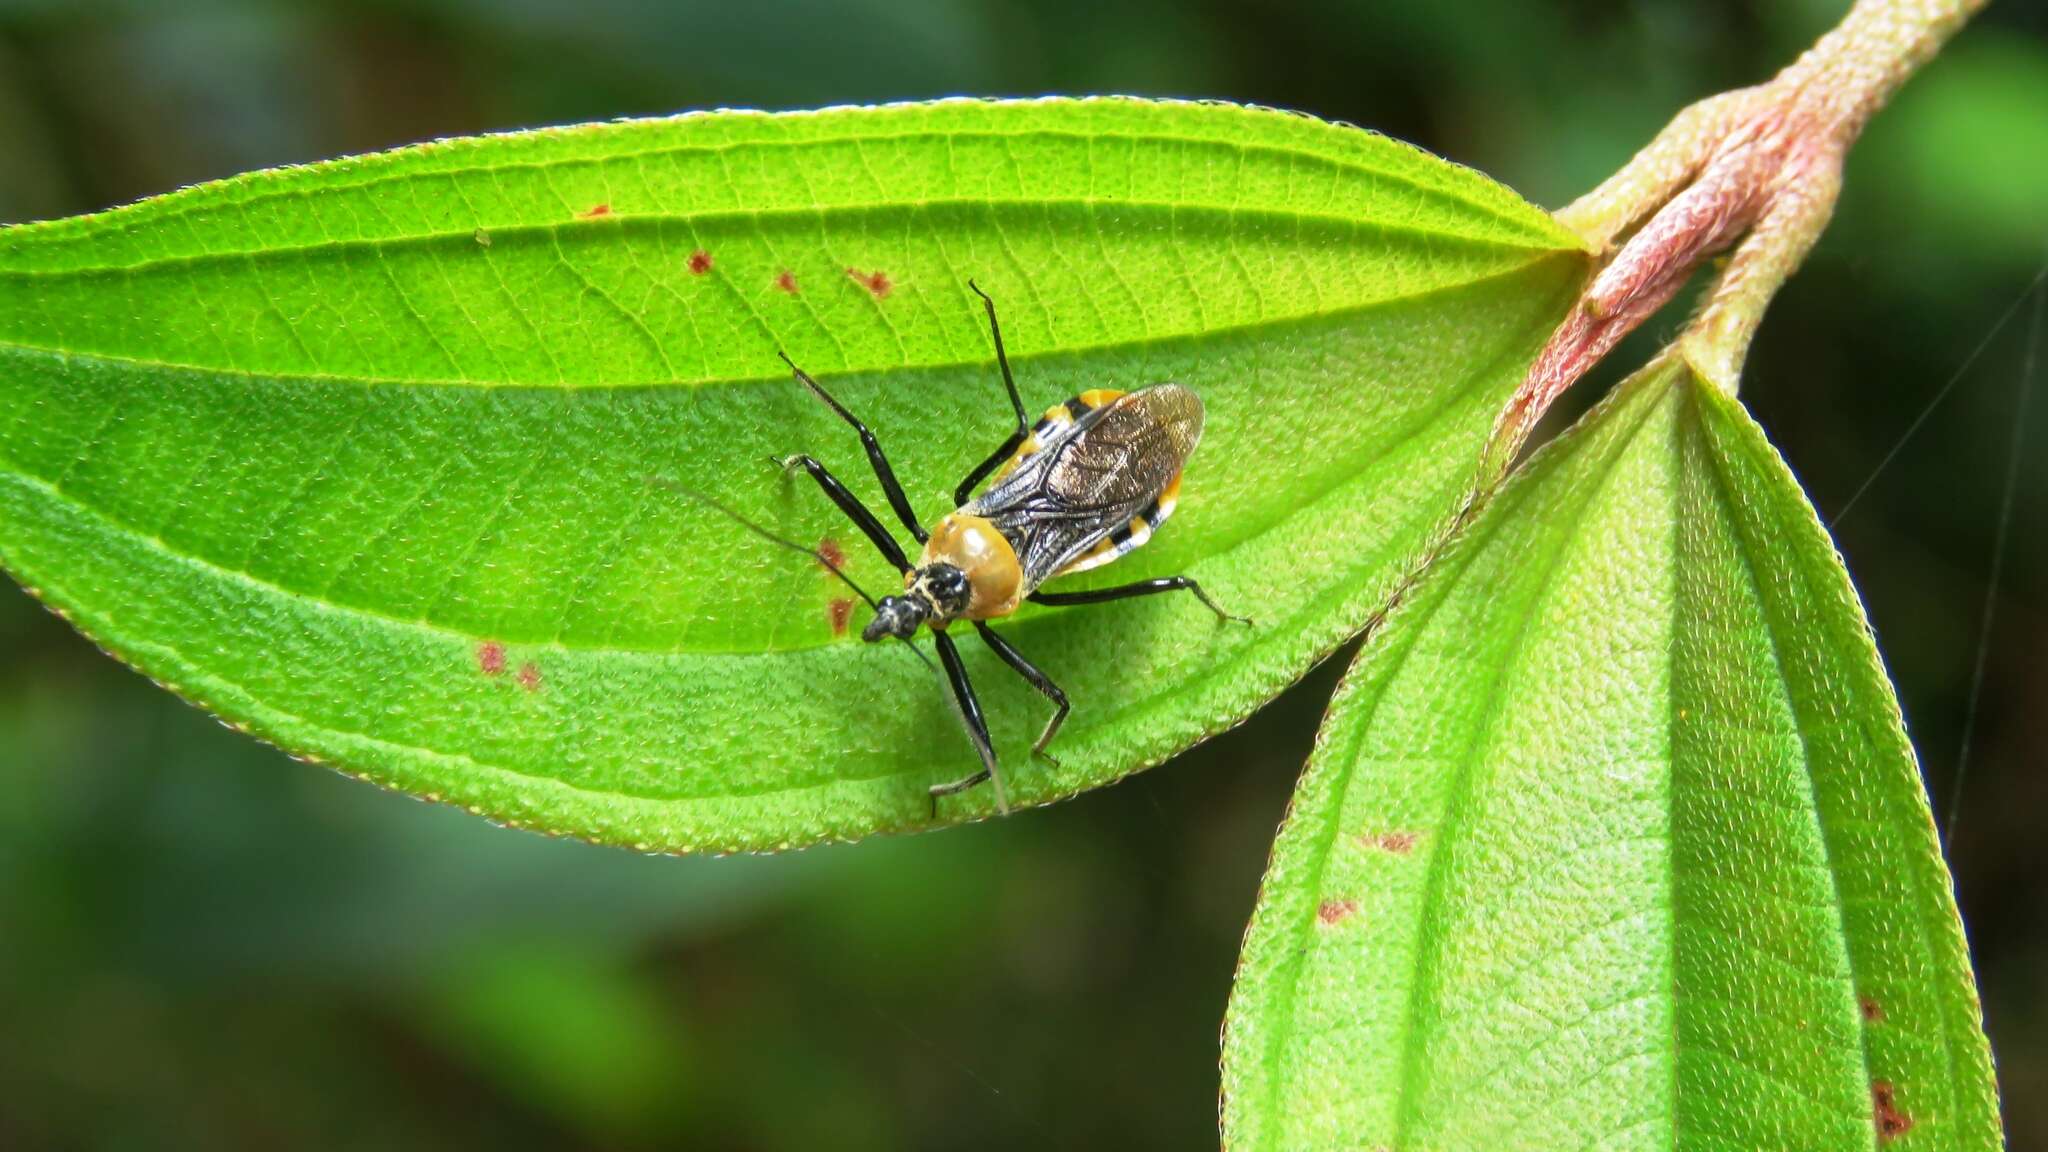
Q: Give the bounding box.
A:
[1487,0,1987,467]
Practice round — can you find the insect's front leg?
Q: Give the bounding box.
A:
[973,621,1069,765]
[929,630,1008,814]
[772,453,911,573]
[779,352,927,543]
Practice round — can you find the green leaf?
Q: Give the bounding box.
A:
[0,97,1587,851]
[1223,356,2001,1150]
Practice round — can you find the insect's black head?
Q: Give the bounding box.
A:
[863,592,931,643]
[917,563,972,619]
[863,564,972,642]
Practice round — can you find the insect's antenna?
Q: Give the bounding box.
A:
[645,477,936,672]
[648,476,876,605]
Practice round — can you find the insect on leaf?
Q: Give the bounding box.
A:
[1222,354,2002,1150]
[0,97,1587,851]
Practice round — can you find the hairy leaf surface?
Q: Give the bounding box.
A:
[1223,356,2000,1150]
[0,97,1586,850]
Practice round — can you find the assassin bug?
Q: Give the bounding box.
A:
[765,282,1248,811]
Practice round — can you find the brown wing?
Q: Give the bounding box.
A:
[965,383,1203,590]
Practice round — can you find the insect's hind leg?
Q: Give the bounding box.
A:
[778,352,927,543]
[974,621,1069,764]
[953,282,1032,507]
[929,630,1008,814]
[1030,576,1254,625]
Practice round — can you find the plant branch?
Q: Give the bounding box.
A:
[1488,0,1986,465]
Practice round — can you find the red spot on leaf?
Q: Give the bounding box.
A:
[477,642,506,677]
[1316,899,1358,926]
[581,203,611,218]
[816,537,845,571]
[688,249,713,274]
[1872,1081,1912,1140]
[517,662,543,692]
[1860,996,1885,1024]
[1362,831,1419,854]
[828,598,854,636]
[846,266,892,298]
[775,269,799,294]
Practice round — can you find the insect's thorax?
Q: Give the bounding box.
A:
[915,513,1023,623]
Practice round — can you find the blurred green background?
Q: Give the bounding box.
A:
[1,1,2043,1148]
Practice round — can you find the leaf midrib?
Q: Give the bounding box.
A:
[1382,382,1670,1150]
[0,309,1476,660]
[0,252,1576,390]
[1235,444,1526,1148]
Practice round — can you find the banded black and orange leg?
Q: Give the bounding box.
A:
[779,351,927,543]
[1031,576,1253,625]
[974,621,1069,763]
[773,453,911,573]
[930,630,1008,813]
[953,281,1033,507]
